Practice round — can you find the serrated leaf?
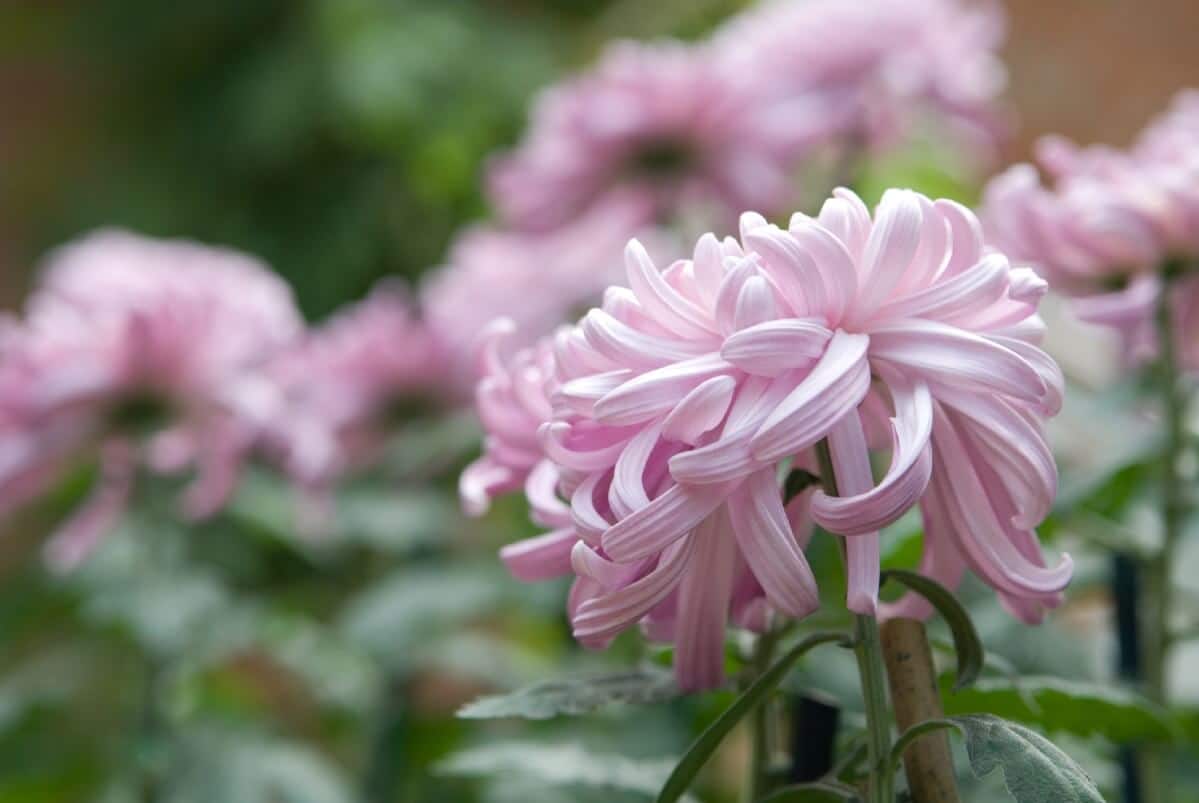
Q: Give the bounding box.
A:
[941,675,1175,744]
[951,714,1105,803]
[459,668,681,720]
[882,569,983,689]
[438,742,693,802]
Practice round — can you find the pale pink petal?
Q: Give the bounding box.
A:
[660,375,737,445]
[572,537,695,644]
[601,480,736,561]
[811,379,933,536]
[720,318,832,377]
[750,331,871,462]
[868,319,1046,404]
[593,353,732,426]
[823,410,881,615]
[674,511,737,690]
[853,189,924,316]
[625,240,714,339]
[501,528,577,581]
[727,468,820,618]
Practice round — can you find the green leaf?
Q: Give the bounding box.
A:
[760,779,860,801]
[338,563,510,667]
[882,569,983,689]
[459,667,681,720]
[950,714,1105,803]
[438,742,695,802]
[941,675,1176,744]
[657,632,849,803]
[166,729,353,803]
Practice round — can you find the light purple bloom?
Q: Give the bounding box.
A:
[266,281,450,497]
[0,230,303,569]
[464,189,1069,689]
[422,193,677,386]
[716,0,1009,167]
[983,89,1199,368]
[487,39,812,234]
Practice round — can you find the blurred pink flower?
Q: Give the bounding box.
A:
[421,193,677,387]
[983,89,1199,367]
[487,39,812,234]
[267,282,450,500]
[464,189,1069,689]
[0,229,303,569]
[717,0,1009,166]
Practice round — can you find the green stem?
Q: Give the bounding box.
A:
[816,440,894,803]
[743,627,782,803]
[1141,269,1190,802]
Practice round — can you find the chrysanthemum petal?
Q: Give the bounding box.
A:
[572,537,695,644]
[501,528,577,581]
[750,331,871,462]
[868,319,1046,403]
[674,512,737,690]
[811,379,933,536]
[727,468,820,618]
[721,317,832,376]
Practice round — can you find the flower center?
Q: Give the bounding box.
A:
[627,138,696,180]
[109,391,175,436]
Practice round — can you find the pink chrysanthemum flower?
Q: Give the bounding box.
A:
[487,39,813,234]
[0,230,303,569]
[717,0,1009,166]
[983,90,1199,368]
[422,194,677,386]
[465,189,1070,689]
[267,282,449,498]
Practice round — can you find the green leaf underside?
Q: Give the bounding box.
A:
[941,675,1176,744]
[951,714,1105,803]
[458,667,681,720]
[438,742,695,802]
[656,632,848,803]
[882,569,984,689]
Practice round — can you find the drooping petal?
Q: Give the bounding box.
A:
[572,537,695,645]
[750,331,871,462]
[931,411,1073,598]
[811,379,934,536]
[727,468,820,618]
[501,528,577,581]
[822,410,881,615]
[868,319,1046,404]
[601,479,736,562]
[674,511,737,690]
